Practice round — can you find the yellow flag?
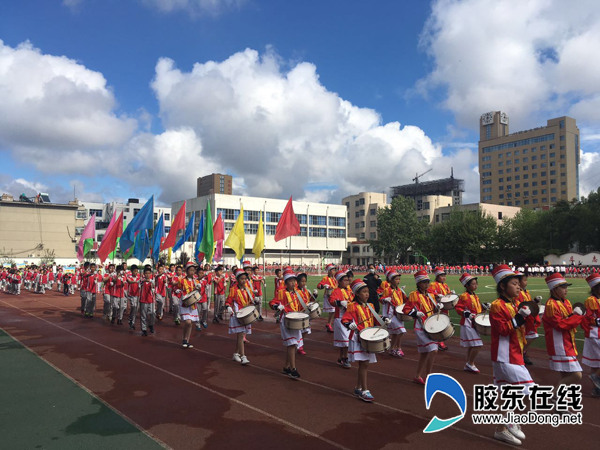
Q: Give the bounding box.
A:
[225,204,245,261]
[252,212,265,260]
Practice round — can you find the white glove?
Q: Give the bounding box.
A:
[277,304,285,311]
[573,306,584,316]
[534,295,543,303]
[383,317,391,325]
[254,290,259,295]
[416,311,426,318]
[482,302,491,311]
[382,297,392,304]
[253,299,260,305]
[437,302,443,311]
[518,306,531,318]
[450,290,456,295]
[226,306,233,315]
[323,284,330,289]
[349,322,358,331]
[312,289,318,296]
[340,300,348,308]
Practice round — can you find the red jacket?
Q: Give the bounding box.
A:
[516,290,541,334]
[489,297,525,365]
[542,298,583,358]
[342,301,376,340]
[329,287,352,319]
[455,292,482,326]
[226,285,253,311]
[582,295,600,339]
[139,280,155,304]
[269,289,303,314]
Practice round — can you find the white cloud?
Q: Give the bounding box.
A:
[143,0,246,16]
[151,48,462,203]
[0,174,104,204]
[62,0,83,9]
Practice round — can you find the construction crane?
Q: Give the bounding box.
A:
[412,168,432,184]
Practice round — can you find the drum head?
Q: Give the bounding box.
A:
[520,301,539,317]
[474,314,491,327]
[286,312,309,320]
[308,302,319,311]
[424,314,451,333]
[440,294,458,303]
[360,327,390,341]
[572,302,586,315]
[238,305,255,315]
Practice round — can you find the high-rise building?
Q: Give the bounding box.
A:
[391,172,464,207]
[341,192,387,265]
[478,112,580,208]
[197,173,233,197]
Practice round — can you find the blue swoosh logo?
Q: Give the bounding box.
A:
[423,373,467,433]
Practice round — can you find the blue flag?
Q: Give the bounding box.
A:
[133,229,151,263]
[120,195,154,253]
[194,211,204,264]
[152,214,164,263]
[172,212,195,253]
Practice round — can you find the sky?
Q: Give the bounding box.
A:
[1,0,600,206]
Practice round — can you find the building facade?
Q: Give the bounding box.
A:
[197,173,233,197]
[478,112,580,208]
[0,196,84,261]
[341,192,387,265]
[172,194,348,266]
[391,173,464,206]
[418,202,521,225]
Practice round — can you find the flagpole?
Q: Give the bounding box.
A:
[289,235,291,265]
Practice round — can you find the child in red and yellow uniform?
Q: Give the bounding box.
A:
[379,269,407,357]
[251,266,266,321]
[542,273,584,387]
[270,269,304,379]
[171,265,184,325]
[212,265,227,323]
[342,279,390,403]
[582,273,600,396]
[295,272,317,355]
[179,262,201,348]
[489,265,533,446]
[329,270,352,368]
[403,271,440,385]
[317,264,337,332]
[428,266,452,351]
[455,273,488,373]
[226,269,255,365]
[515,272,543,365]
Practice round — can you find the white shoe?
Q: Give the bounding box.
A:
[464,363,480,373]
[232,353,241,362]
[494,430,522,446]
[240,355,250,365]
[507,423,525,440]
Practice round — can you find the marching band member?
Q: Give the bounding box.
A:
[329,270,352,368]
[404,271,440,385]
[428,266,452,351]
[110,265,127,325]
[270,268,304,379]
[195,265,210,331]
[542,273,584,393]
[127,265,141,330]
[273,268,284,324]
[317,264,337,333]
[295,272,317,356]
[583,273,600,397]
[515,272,542,365]
[167,263,176,314]
[379,269,407,358]
[343,279,390,402]
[139,267,156,336]
[212,265,227,323]
[155,264,168,321]
[226,269,254,365]
[252,265,266,321]
[84,263,103,318]
[489,264,533,446]
[80,262,90,314]
[180,262,201,348]
[102,264,116,321]
[171,265,184,326]
[455,273,488,373]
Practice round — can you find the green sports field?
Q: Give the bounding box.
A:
[264,274,591,352]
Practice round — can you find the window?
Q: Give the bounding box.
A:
[483,195,492,201]
[507,152,512,157]
[345,202,350,208]
[541,171,547,177]
[551,188,557,194]
[369,232,376,239]
[498,153,503,159]
[514,150,520,156]
[523,149,528,154]
[482,163,492,169]
[533,199,538,204]
[531,147,537,152]
[266,212,281,223]
[532,156,537,161]
[370,220,376,227]
[498,178,504,183]
[532,173,537,178]
[533,190,538,195]
[524,183,529,188]
[266,224,277,235]
[561,190,566,195]
[244,223,258,234]
[550,144,555,149]
[310,215,327,226]
[524,200,529,205]
[352,246,360,253]
[154,213,158,221]
[560,154,566,159]
[507,202,513,206]
[560,146,565,150]
[482,171,492,177]
[329,228,345,238]
[296,214,308,224]
[244,210,261,222]
[514,167,520,173]
[523,165,528,171]
[506,160,512,165]
[359,233,365,240]
[355,222,361,229]
[481,134,554,153]
[355,211,360,218]
[506,176,512,181]
[225,222,234,232]
[551,197,557,202]
[541,189,547,194]
[483,187,492,193]
[514,158,520,164]
[561,172,566,177]
[515,183,520,188]
[360,198,365,205]
[515,201,521,206]
[483,179,492,185]
[532,181,538,186]
[498,161,504,167]
[486,124,491,139]
[541,154,546,160]
[550,170,556,176]
[541,180,547,185]
[559,120,565,128]
[329,217,345,227]
[499,186,504,191]
[560,135,565,141]
[506,168,512,173]
[515,192,520,198]
[560,163,566,168]
[549,152,555,158]
[524,191,529,197]
[310,227,326,237]
[89,209,103,218]
[370,208,376,216]
[76,210,87,219]
[75,227,84,236]
[561,181,566,186]
[523,157,528,163]
[354,200,359,207]
[523,174,529,179]
[220,175,225,194]
[163,213,170,221]
[482,155,492,161]
[360,209,365,216]
[515,175,520,180]
[299,226,307,237]
[498,169,504,174]
[551,179,557,184]
[218,208,241,221]
[164,227,170,233]
[441,213,451,221]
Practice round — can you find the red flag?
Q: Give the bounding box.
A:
[213,213,224,241]
[97,212,124,262]
[275,196,301,242]
[161,201,186,251]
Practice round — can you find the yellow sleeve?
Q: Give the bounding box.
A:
[585,296,598,310]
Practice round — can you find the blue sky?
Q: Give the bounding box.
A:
[1,0,599,205]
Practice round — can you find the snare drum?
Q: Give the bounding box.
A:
[325,287,333,297]
[306,302,321,320]
[182,291,201,307]
[236,305,259,326]
[440,294,459,310]
[395,305,412,321]
[285,312,310,330]
[359,327,391,353]
[538,305,545,317]
[423,314,455,341]
[474,313,491,336]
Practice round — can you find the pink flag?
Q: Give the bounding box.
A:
[77,213,96,262]
[213,213,225,261]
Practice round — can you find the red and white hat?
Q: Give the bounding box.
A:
[387,270,400,281]
[545,273,571,290]
[351,279,368,295]
[335,270,348,282]
[242,261,252,269]
[433,267,446,277]
[234,268,246,279]
[459,273,477,287]
[185,261,196,270]
[414,270,430,284]
[492,264,517,284]
[586,273,600,289]
[325,263,336,273]
[283,267,297,281]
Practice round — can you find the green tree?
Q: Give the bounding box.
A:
[370,196,427,263]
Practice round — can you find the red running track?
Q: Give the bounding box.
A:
[0,290,598,450]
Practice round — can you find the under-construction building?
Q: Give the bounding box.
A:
[391,171,465,212]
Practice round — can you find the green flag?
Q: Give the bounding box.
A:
[199,201,215,263]
[109,219,126,260]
